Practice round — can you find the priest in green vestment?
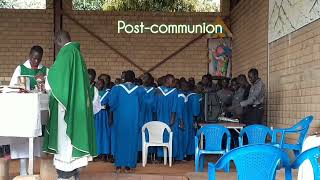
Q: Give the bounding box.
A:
[43,31,97,180]
[9,45,48,175]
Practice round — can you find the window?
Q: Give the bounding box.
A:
[0,0,46,9]
[73,0,220,12]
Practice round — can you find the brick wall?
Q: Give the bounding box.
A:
[0,6,225,84]
[0,9,54,84]
[268,19,320,136]
[63,11,220,81]
[230,0,269,123]
[230,0,268,82]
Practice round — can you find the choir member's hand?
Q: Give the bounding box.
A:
[169,112,176,126]
[193,122,198,129]
[170,119,175,126]
[179,120,184,129]
[105,105,110,111]
[108,112,113,126]
[108,118,113,126]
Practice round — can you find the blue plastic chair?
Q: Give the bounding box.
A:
[291,147,320,180]
[195,125,231,172]
[271,115,313,157]
[208,144,292,180]
[238,125,272,146]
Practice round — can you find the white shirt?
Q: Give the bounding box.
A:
[92,86,102,114]
[9,60,48,86]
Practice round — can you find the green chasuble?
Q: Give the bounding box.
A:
[89,84,94,100]
[43,42,97,158]
[20,64,47,90]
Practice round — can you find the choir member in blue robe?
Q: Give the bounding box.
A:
[94,79,111,161]
[175,80,189,161]
[185,85,202,159]
[98,74,114,162]
[155,74,179,159]
[138,73,156,155]
[108,88,117,161]
[98,73,115,90]
[108,70,145,172]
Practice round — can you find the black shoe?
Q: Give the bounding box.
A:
[185,155,193,161]
[108,155,115,163]
[137,152,142,163]
[115,166,121,173]
[124,166,131,173]
[95,154,105,162]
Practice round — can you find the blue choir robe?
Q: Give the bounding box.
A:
[95,89,111,155]
[186,92,201,155]
[138,86,156,152]
[155,86,178,158]
[175,92,188,160]
[109,83,145,168]
[108,88,116,156]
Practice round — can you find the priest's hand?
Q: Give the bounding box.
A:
[35,74,45,82]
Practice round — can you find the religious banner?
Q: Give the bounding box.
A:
[208,38,232,78]
[269,0,320,43]
[207,17,232,78]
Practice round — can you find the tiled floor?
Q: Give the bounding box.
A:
[7,158,298,180]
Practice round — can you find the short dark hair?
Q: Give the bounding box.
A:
[55,31,71,42]
[248,68,259,76]
[30,45,43,55]
[166,74,175,81]
[144,72,152,79]
[202,74,209,79]
[125,70,135,82]
[134,78,143,85]
[98,74,110,80]
[88,68,96,79]
[238,74,246,79]
[231,78,237,83]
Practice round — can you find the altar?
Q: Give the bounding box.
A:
[0,93,49,175]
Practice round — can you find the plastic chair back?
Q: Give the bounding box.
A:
[272,116,313,157]
[239,125,272,146]
[195,125,231,172]
[142,121,172,144]
[196,125,231,151]
[294,116,313,147]
[208,144,292,180]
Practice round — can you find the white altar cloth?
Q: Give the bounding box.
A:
[0,93,49,175]
[0,93,48,137]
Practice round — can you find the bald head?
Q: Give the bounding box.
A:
[55,31,71,49]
